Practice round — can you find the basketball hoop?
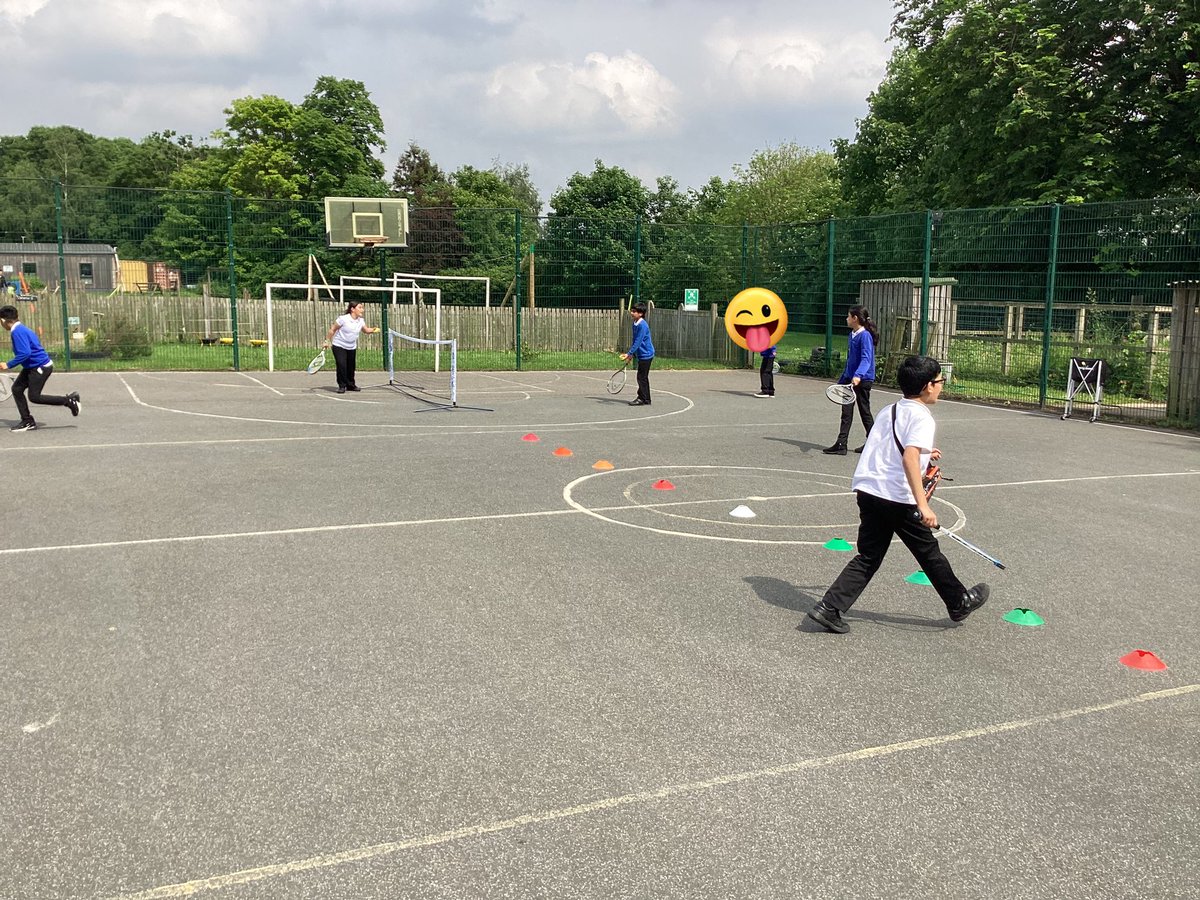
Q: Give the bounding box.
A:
[356,235,388,250]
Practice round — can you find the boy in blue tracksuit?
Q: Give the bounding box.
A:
[1,305,80,432]
[621,301,655,406]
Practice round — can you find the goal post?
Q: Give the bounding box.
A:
[265,281,450,372]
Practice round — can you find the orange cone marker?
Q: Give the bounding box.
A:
[653,479,675,490]
[553,447,573,457]
[593,460,614,470]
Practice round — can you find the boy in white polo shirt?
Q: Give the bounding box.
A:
[808,355,989,634]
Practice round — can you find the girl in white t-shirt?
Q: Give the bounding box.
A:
[323,302,379,393]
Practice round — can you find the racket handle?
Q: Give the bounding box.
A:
[911,509,939,528]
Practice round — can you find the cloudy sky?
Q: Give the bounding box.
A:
[1,0,897,205]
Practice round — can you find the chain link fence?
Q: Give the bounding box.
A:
[2,179,1197,426]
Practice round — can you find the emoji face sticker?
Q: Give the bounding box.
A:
[724,287,788,353]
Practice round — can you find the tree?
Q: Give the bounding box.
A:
[718,142,840,226]
[301,76,386,182]
[173,77,388,200]
[490,160,542,221]
[549,160,649,220]
[390,142,448,204]
[838,0,1200,212]
[537,162,650,307]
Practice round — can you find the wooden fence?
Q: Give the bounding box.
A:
[14,292,735,362]
[1168,282,1200,422]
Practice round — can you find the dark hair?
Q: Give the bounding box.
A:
[0,305,18,322]
[345,301,364,314]
[848,305,879,347]
[631,301,648,316]
[897,355,942,397]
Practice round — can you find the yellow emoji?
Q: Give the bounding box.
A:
[724,287,788,353]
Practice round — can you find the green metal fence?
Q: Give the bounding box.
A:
[1,179,1197,427]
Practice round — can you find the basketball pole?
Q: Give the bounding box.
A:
[378,245,389,340]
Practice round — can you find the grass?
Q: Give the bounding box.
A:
[58,343,738,374]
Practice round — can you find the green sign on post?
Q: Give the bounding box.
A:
[683,288,699,311]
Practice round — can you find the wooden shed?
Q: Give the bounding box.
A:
[0,242,119,293]
[860,277,957,368]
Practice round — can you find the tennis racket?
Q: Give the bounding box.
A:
[607,360,629,394]
[825,383,855,404]
[911,508,1006,569]
[306,349,326,375]
[0,373,12,402]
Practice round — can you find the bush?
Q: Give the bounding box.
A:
[97,317,153,359]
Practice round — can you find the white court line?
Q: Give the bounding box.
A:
[237,373,284,396]
[118,375,696,430]
[2,468,1196,555]
[0,508,579,556]
[109,683,1200,899]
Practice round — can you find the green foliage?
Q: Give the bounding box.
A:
[96,316,153,359]
[839,0,1200,212]
[549,161,650,220]
[718,142,840,225]
[172,77,386,201]
[391,142,449,203]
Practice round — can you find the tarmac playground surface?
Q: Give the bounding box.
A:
[3,367,1199,899]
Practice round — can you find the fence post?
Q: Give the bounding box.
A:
[225,189,240,371]
[1038,203,1061,408]
[825,216,836,374]
[919,210,933,356]
[514,211,522,371]
[634,215,641,306]
[54,180,72,370]
[740,224,748,290]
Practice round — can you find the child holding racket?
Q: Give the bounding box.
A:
[621,301,654,406]
[1,305,80,432]
[808,356,989,634]
[755,343,777,398]
[822,305,878,455]
[323,301,380,394]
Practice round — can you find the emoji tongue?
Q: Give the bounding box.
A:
[745,324,773,353]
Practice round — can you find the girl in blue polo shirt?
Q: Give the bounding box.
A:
[823,305,878,455]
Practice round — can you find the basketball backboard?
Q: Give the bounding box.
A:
[324,197,409,248]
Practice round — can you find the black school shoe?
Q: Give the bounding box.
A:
[807,600,850,634]
[822,443,847,455]
[949,584,991,622]
[629,398,649,406]
[66,392,80,416]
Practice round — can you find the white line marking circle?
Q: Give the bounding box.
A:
[563,465,964,545]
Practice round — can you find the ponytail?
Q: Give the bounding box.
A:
[848,305,880,347]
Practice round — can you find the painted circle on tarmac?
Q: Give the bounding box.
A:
[563,465,964,545]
